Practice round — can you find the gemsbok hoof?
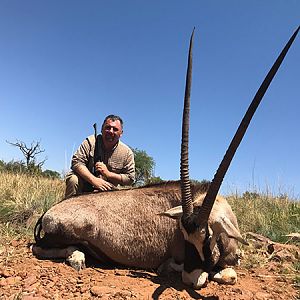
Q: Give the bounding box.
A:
[66,248,86,271]
[211,267,237,285]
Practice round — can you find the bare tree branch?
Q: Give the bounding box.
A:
[6,139,46,168]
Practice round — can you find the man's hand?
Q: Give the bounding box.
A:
[92,177,113,191]
[95,162,111,178]
[94,162,123,186]
[73,164,114,191]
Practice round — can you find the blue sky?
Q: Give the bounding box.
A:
[0,1,299,197]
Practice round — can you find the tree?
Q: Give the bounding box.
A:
[6,139,47,173]
[42,169,61,179]
[132,148,156,186]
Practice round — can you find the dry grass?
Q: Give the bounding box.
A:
[0,172,64,240]
[227,191,300,243]
[227,190,300,288]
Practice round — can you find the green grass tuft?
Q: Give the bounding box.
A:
[227,191,300,244]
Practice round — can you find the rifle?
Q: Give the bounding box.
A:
[93,123,101,177]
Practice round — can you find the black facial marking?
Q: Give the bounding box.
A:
[183,225,216,273]
[181,213,200,233]
[202,229,215,272]
[183,240,203,273]
[217,237,225,258]
[181,207,212,234]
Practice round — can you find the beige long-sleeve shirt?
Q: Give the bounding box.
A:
[71,135,135,186]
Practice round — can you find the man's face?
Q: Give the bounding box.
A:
[101,119,123,149]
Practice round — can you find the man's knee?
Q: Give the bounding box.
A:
[65,173,80,199]
[66,173,79,186]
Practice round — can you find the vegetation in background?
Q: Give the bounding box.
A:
[0,172,64,239]
[227,191,300,293]
[6,139,46,168]
[0,159,61,179]
[132,148,162,186]
[4,139,61,179]
[228,191,300,244]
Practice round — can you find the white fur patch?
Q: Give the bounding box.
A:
[182,269,208,289]
[66,248,86,271]
[211,267,237,285]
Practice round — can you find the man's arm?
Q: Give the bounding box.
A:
[120,149,135,185]
[72,137,113,191]
[74,164,113,191]
[94,148,135,186]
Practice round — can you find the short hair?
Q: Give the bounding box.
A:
[101,114,124,130]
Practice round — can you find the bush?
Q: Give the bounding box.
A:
[0,159,61,179]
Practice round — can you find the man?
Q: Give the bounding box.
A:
[65,115,135,199]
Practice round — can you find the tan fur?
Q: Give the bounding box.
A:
[36,181,241,270]
[41,181,183,268]
[191,193,241,267]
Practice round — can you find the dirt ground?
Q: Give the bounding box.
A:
[0,236,299,300]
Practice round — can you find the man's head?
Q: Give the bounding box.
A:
[101,115,123,150]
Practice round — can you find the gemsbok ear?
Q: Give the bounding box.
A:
[212,216,249,245]
[159,206,183,219]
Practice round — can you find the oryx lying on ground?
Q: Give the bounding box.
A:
[32,27,299,289]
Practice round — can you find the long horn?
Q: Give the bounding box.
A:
[195,26,300,224]
[181,28,195,219]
